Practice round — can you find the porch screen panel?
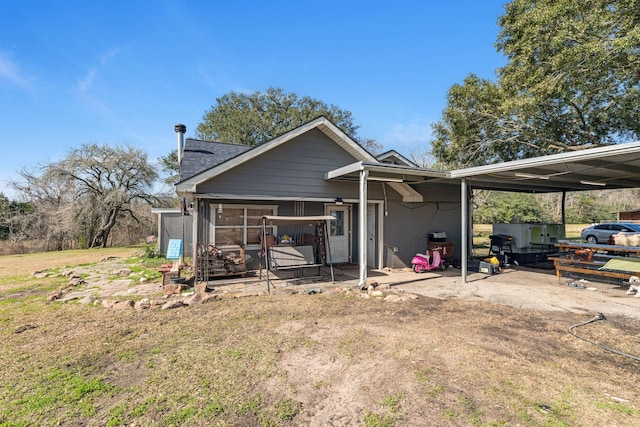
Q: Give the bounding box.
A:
[212,205,277,247]
[215,207,243,245]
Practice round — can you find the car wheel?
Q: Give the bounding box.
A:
[586,235,597,244]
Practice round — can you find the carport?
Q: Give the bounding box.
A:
[451,141,640,283]
[327,141,640,286]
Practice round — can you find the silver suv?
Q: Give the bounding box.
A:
[580,223,640,244]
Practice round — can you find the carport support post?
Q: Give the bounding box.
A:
[461,178,468,284]
[358,169,369,289]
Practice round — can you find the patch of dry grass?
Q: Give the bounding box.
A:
[1,249,639,426]
[0,246,141,278]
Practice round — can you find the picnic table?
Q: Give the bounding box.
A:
[549,240,640,281]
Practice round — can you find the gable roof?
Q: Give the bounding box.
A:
[376,150,418,167]
[179,139,252,181]
[176,116,376,193]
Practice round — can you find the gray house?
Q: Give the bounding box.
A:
[173,116,460,286]
[166,115,640,286]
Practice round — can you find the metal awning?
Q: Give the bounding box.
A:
[326,161,450,184]
[450,141,640,192]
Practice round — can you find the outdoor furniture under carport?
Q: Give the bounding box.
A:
[261,215,336,293]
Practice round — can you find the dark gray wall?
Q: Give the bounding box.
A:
[382,182,462,268]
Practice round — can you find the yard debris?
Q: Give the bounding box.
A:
[32,271,51,278]
[567,282,586,289]
[384,294,403,303]
[537,404,554,414]
[47,290,62,303]
[135,298,151,310]
[161,300,186,310]
[300,287,324,295]
[14,324,37,334]
[78,295,96,305]
[68,275,84,287]
[113,268,132,276]
[102,299,134,310]
[163,282,188,295]
[183,292,220,305]
[365,280,379,289]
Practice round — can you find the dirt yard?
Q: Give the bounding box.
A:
[1,248,640,426]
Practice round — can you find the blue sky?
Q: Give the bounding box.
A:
[0,0,507,198]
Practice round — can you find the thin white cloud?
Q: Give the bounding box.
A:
[0,51,33,91]
[77,69,97,93]
[76,47,120,94]
[75,47,123,121]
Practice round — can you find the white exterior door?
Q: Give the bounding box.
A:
[367,204,376,268]
[326,205,350,263]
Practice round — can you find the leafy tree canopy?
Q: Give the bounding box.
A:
[473,192,544,224]
[432,0,640,168]
[195,87,380,151]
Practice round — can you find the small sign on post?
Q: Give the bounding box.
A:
[166,239,183,260]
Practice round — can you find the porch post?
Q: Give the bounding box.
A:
[358,169,369,288]
[461,178,468,284]
[192,198,199,282]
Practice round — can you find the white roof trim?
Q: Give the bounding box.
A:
[325,161,448,180]
[176,116,375,192]
[450,141,640,178]
[325,161,426,202]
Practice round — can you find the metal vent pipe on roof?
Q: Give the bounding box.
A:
[175,124,186,165]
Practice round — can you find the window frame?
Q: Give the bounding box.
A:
[210,203,278,249]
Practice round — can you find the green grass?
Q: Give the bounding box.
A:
[362,410,397,427]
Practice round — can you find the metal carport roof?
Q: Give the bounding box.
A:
[326,141,640,287]
[450,141,640,192]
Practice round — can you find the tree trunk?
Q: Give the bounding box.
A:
[91,208,120,248]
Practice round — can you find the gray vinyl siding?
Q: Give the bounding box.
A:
[197,129,386,199]
[382,183,462,268]
[193,128,463,269]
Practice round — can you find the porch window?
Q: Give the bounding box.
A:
[212,205,276,248]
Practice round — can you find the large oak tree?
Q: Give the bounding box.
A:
[13,144,159,248]
[431,0,640,168]
[195,87,377,150]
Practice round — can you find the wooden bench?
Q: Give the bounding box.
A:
[547,256,634,281]
[549,240,640,282]
[268,245,322,277]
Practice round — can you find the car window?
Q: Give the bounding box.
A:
[594,225,609,230]
[611,225,625,231]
